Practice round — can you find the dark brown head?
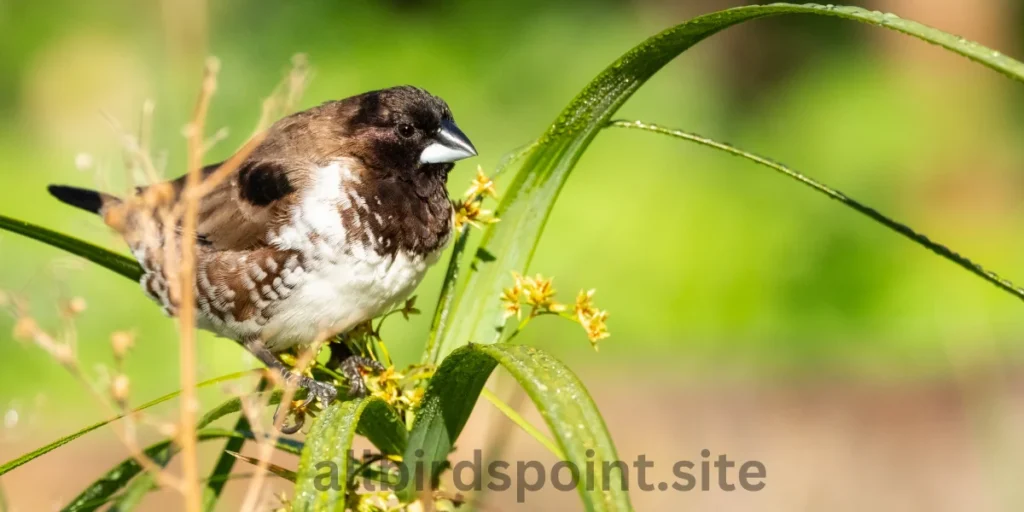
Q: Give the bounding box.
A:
[337,86,477,181]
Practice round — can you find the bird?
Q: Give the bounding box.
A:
[47,86,477,427]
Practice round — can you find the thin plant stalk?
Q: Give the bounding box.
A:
[239,340,325,511]
[607,119,1024,302]
[480,387,563,458]
[177,57,219,512]
[9,319,186,491]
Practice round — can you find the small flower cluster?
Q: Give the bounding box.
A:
[352,491,400,512]
[500,273,609,349]
[316,296,431,422]
[573,289,610,347]
[453,167,499,230]
[366,364,429,424]
[501,273,565,320]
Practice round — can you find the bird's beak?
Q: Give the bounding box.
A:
[420,119,478,164]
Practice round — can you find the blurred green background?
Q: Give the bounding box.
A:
[2,0,1024,510]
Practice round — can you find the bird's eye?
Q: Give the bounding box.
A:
[397,123,415,138]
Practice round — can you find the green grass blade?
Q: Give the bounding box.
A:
[64,429,302,512]
[433,3,1024,360]
[421,141,539,366]
[0,371,253,477]
[201,378,269,511]
[0,214,142,281]
[608,119,1024,301]
[479,388,563,459]
[201,416,254,511]
[223,451,299,483]
[292,397,407,512]
[105,390,288,511]
[401,343,631,511]
[67,391,288,511]
[422,227,472,366]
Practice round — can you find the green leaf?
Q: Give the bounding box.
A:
[479,388,563,459]
[201,378,269,512]
[223,451,299,483]
[63,429,301,512]
[66,391,286,512]
[105,390,288,511]
[292,397,407,512]
[0,214,142,281]
[422,141,539,366]
[607,119,1024,302]
[204,416,256,507]
[433,3,1024,360]
[64,429,302,512]
[401,343,631,511]
[0,371,253,477]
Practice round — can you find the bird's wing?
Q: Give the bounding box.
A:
[147,159,302,251]
[137,108,337,251]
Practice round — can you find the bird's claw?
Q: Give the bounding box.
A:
[271,356,379,432]
[276,400,306,435]
[273,379,338,434]
[340,355,385,397]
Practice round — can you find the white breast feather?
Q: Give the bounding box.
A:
[226,159,435,351]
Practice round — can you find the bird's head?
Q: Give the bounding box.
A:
[338,85,477,182]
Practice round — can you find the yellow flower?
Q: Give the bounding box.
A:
[580,309,610,348]
[499,273,609,349]
[464,166,498,199]
[574,289,597,320]
[453,198,498,231]
[574,289,609,349]
[453,167,500,230]
[500,275,524,320]
[522,274,558,310]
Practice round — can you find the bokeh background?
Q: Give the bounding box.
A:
[3,0,1024,510]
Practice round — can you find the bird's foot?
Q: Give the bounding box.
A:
[300,377,339,407]
[274,376,338,434]
[339,355,386,397]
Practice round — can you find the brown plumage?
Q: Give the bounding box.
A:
[48,86,478,428]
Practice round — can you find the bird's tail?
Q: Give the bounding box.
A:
[47,185,121,215]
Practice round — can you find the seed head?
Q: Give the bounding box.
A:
[12,317,38,341]
[52,343,76,366]
[111,374,130,406]
[111,331,135,359]
[67,297,87,315]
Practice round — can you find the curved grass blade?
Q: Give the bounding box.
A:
[422,141,539,366]
[608,119,1024,301]
[83,474,254,511]
[105,390,288,510]
[293,397,407,512]
[0,371,253,477]
[479,388,563,459]
[223,451,298,483]
[0,214,142,281]
[64,429,301,512]
[202,378,269,511]
[67,390,286,512]
[434,3,1024,360]
[401,343,630,511]
[201,416,255,511]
